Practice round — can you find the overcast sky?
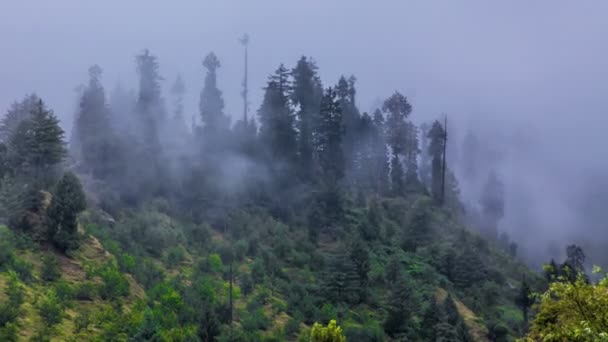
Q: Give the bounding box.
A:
[1,0,607,266]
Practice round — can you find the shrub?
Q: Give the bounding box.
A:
[165,245,186,268]
[10,257,33,283]
[74,282,97,301]
[53,281,74,303]
[41,255,61,282]
[310,320,346,342]
[38,290,63,327]
[98,263,130,300]
[241,308,269,332]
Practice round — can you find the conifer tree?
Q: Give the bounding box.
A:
[349,238,370,302]
[9,99,66,185]
[72,65,121,181]
[323,250,360,304]
[516,276,534,324]
[371,109,389,195]
[48,172,86,252]
[428,120,446,203]
[291,56,322,181]
[389,155,404,197]
[135,49,165,148]
[317,87,344,180]
[258,65,297,164]
[383,92,411,196]
[383,278,416,338]
[0,94,39,144]
[199,52,229,135]
[479,171,504,240]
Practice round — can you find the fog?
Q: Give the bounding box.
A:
[1,0,607,268]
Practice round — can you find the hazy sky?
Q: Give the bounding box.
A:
[1,1,607,266]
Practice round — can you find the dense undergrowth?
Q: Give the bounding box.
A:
[0,193,542,341]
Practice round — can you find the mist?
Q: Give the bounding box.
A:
[2,0,607,268]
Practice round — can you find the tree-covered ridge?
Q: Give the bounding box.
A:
[0,48,550,341]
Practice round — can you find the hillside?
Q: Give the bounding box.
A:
[0,192,542,341]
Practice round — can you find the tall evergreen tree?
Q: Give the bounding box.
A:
[199,52,229,136]
[257,64,297,165]
[428,120,446,204]
[317,87,344,180]
[72,65,121,181]
[0,94,39,144]
[479,170,504,240]
[403,121,422,191]
[133,49,168,199]
[8,99,66,185]
[349,238,370,302]
[382,92,412,196]
[371,109,389,195]
[336,76,361,182]
[383,278,416,338]
[322,250,360,304]
[291,56,322,181]
[516,276,534,325]
[135,49,165,148]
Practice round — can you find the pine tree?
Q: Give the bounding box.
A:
[291,56,322,181]
[317,87,344,180]
[402,199,432,252]
[199,52,229,135]
[383,279,416,338]
[322,250,360,304]
[8,99,66,185]
[389,155,404,196]
[135,49,165,148]
[479,171,504,240]
[349,238,370,302]
[336,76,361,182]
[132,49,170,200]
[444,294,471,342]
[48,172,87,252]
[418,123,432,188]
[516,276,534,324]
[428,120,446,204]
[0,94,39,144]
[72,65,121,181]
[453,247,486,289]
[403,121,421,191]
[383,92,411,196]
[371,109,389,195]
[420,299,444,341]
[258,65,297,165]
[383,92,411,157]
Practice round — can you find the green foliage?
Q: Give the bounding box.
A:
[38,289,63,327]
[48,172,87,252]
[41,254,61,282]
[524,271,608,341]
[97,262,130,300]
[164,245,187,267]
[310,319,346,342]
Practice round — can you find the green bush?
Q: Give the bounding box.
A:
[98,263,130,300]
[38,290,63,327]
[74,282,97,301]
[41,255,61,282]
[10,257,34,283]
[53,281,74,303]
[165,245,187,268]
[241,308,269,332]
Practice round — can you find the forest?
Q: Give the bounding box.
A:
[0,41,605,342]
